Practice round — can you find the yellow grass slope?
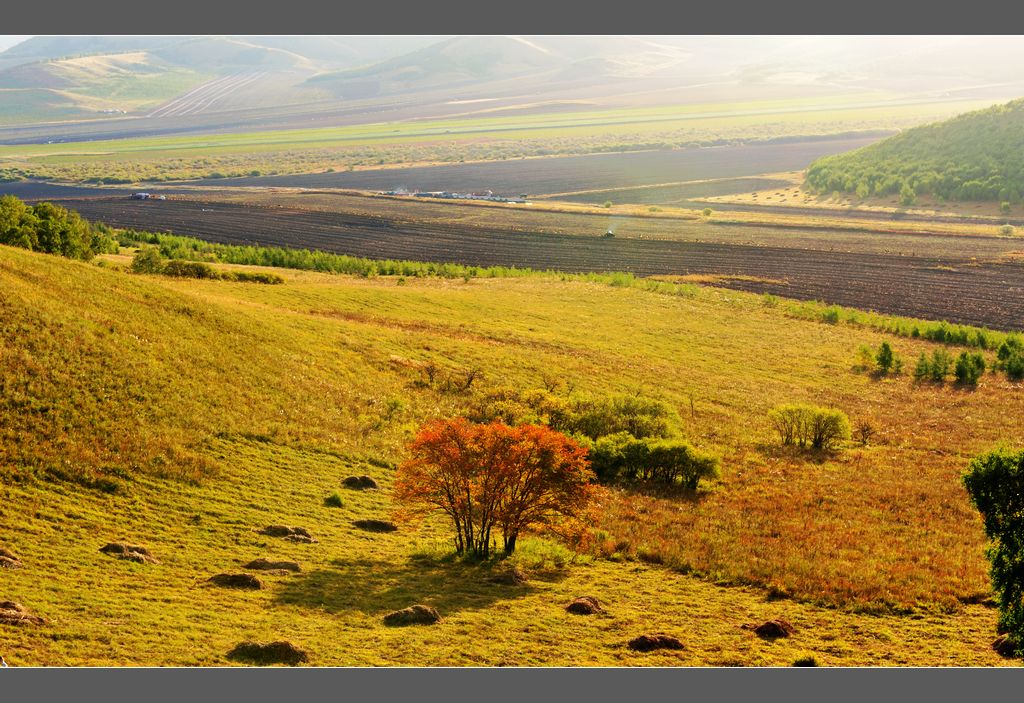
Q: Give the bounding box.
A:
[0,245,1019,665]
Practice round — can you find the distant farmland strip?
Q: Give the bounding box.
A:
[538,177,793,206]
[61,197,1024,331]
[194,136,883,196]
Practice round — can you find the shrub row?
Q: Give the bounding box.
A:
[131,248,284,284]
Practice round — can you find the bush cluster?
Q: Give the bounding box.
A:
[468,387,716,490]
[0,195,116,260]
[130,248,283,284]
[768,404,851,451]
[587,432,719,489]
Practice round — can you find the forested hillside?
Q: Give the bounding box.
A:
[805,98,1024,204]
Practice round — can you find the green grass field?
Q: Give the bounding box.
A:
[2,244,1020,665]
[0,95,999,183]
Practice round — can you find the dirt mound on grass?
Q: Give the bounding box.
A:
[0,602,44,626]
[0,548,21,569]
[383,604,441,626]
[342,475,379,490]
[208,573,263,589]
[489,566,529,585]
[993,635,1018,657]
[259,526,317,543]
[566,596,603,615]
[627,634,684,652]
[99,543,159,564]
[243,558,301,572]
[227,640,308,666]
[746,618,796,639]
[353,519,398,533]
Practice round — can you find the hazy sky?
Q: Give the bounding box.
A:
[0,36,30,51]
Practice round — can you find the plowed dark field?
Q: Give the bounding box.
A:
[62,197,1024,331]
[194,137,883,196]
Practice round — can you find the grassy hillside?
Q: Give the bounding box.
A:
[2,243,1022,665]
[806,98,1024,203]
[0,52,209,123]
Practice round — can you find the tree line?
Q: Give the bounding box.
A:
[0,195,117,260]
[805,98,1024,204]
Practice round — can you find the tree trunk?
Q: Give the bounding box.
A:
[504,532,518,555]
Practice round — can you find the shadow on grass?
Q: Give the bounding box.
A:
[753,442,837,465]
[272,554,562,617]
[612,481,709,504]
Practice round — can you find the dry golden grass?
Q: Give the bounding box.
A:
[2,245,1022,664]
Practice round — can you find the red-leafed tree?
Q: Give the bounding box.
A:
[394,418,594,557]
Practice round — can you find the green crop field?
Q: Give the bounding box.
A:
[0,95,998,183]
[2,243,1020,665]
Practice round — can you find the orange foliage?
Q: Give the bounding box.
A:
[394,418,594,557]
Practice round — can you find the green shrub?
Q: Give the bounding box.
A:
[854,344,875,371]
[1006,354,1024,382]
[468,386,570,428]
[131,247,166,274]
[954,351,986,386]
[963,448,1024,642]
[821,307,841,324]
[554,394,680,441]
[224,270,285,284]
[913,352,931,381]
[324,492,344,508]
[162,259,218,279]
[925,349,954,382]
[587,432,718,488]
[875,341,899,374]
[768,404,851,451]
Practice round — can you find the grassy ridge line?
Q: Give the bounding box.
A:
[119,227,1016,351]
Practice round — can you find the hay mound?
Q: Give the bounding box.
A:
[99,542,159,564]
[353,519,398,533]
[259,526,316,542]
[244,558,301,572]
[342,475,379,490]
[749,618,796,639]
[227,640,308,666]
[566,596,602,615]
[993,634,1018,657]
[383,604,441,626]
[489,566,529,585]
[0,601,44,626]
[627,634,684,652]
[208,573,263,589]
[0,548,21,570]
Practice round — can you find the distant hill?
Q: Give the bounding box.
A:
[805,98,1024,203]
[0,36,445,125]
[0,51,212,123]
[307,36,568,98]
